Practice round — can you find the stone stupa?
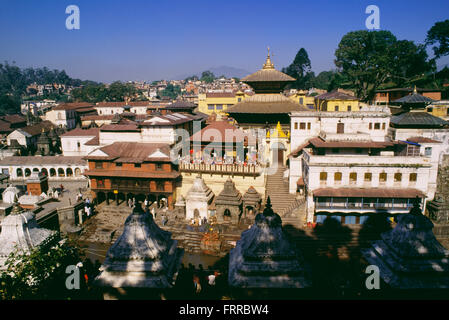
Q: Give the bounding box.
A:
[95,204,184,299]
[362,198,449,289]
[228,197,311,289]
[0,198,56,270]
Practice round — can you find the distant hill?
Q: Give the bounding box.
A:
[174,66,251,80]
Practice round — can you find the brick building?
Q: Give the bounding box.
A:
[84,142,180,208]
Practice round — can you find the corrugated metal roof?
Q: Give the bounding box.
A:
[391,112,449,127]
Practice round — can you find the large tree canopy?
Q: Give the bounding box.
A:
[282,48,315,89]
[426,19,449,59]
[335,30,435,101]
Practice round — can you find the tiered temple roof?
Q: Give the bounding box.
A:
[95,204,184,288]
[228,198,311,288]
[186,176,214,204]
[362,200,449,288]
[215,178,242,207]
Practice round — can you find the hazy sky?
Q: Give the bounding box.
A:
[1,0,448,83]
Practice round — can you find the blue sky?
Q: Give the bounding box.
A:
[1,0,448,83]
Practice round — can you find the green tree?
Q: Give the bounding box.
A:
[0,234,92,300]
[200,70,215,83]
[426,19,449,59]
[160,84,181,100]
[335,30,435,101]
[282,48,315,89]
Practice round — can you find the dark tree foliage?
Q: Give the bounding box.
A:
[200,70,215,83]
[160,83,181,100]
[426,19,449,59]
[71,81,139,103]
[335,30,435,101]
[282,48,315,89]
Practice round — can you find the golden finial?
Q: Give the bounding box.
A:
[263,46,275,69]
[413,85,417,94]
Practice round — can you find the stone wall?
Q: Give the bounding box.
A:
[433,154,449,224]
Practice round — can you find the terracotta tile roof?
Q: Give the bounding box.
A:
[313,188,425,198]
[407,137,442,144]
[85,169,180,179]
[166,101,196,109]
[61,128,100,137]
[191,121,250,143]
[100,124,140,132]
[84,136,100,146]
[140,113,196,126]
[308,137,395,149]
[315,91,359,101]
[53,102,94,111]
[95,101,150,107]
[81,115,115,121]
[20,121,55,136]
[85,142,172,163]
[0,114,26,124]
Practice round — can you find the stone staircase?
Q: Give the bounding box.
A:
[264,165,305,218]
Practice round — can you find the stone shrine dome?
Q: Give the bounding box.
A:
[228,197,311,288]
[95,204,184,289]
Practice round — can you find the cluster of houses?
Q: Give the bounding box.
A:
[0,51,448,229]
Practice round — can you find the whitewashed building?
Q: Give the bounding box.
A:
[288,106,444,225]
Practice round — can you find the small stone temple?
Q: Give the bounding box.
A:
[185,176,214,221]
[242,186,262,219]
[215,178,242,224]
[26,171,48,196]
[362,199,449,289]
[0,200,56,270]
[173,195,186,220]
[95,204,184,299]
[228,197,311,290]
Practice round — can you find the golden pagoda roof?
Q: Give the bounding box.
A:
[227,94,309,114]
[242,48,295,83]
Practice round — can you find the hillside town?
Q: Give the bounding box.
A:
[1,1,449,303]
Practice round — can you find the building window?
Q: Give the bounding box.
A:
[382,123,386,130]
[425,147,432,156]
[374,123,380,130]
[307,122,311,130]
[294,123,298,130]
[216,104,223,110]
[364,172,372,181]
[335,106,339,112]
[347,106,351,112]
[349,172,357,183]
[394,172,402,182]
[406,145,420,157]
[116,162,122,167]
[156,163,163,171]
[77,141,81,149]
[369,123,372,130]
[300,122,306,130]
[332,148,339,154]
[95,162,103,169]
[334,172,342,181]
[238,98,241,102]
[427,107,433,113]
[410,173,417,182]
[320,172,327,181]
[379,172,387,182]
[97,179,104,188]
[17,168,23,177]
[208,104,214,110]
[156,181,164,191]
[337,123,344,134]
[135,163,141,168]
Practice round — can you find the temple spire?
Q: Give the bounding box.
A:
[263,46,275,69]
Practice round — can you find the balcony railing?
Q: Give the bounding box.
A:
[179,162,261,176]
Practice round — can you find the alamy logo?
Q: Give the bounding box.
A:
[65,263,81,289]
[365,265,380,290]
[65,5,80,30]
[365,5,380,30]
